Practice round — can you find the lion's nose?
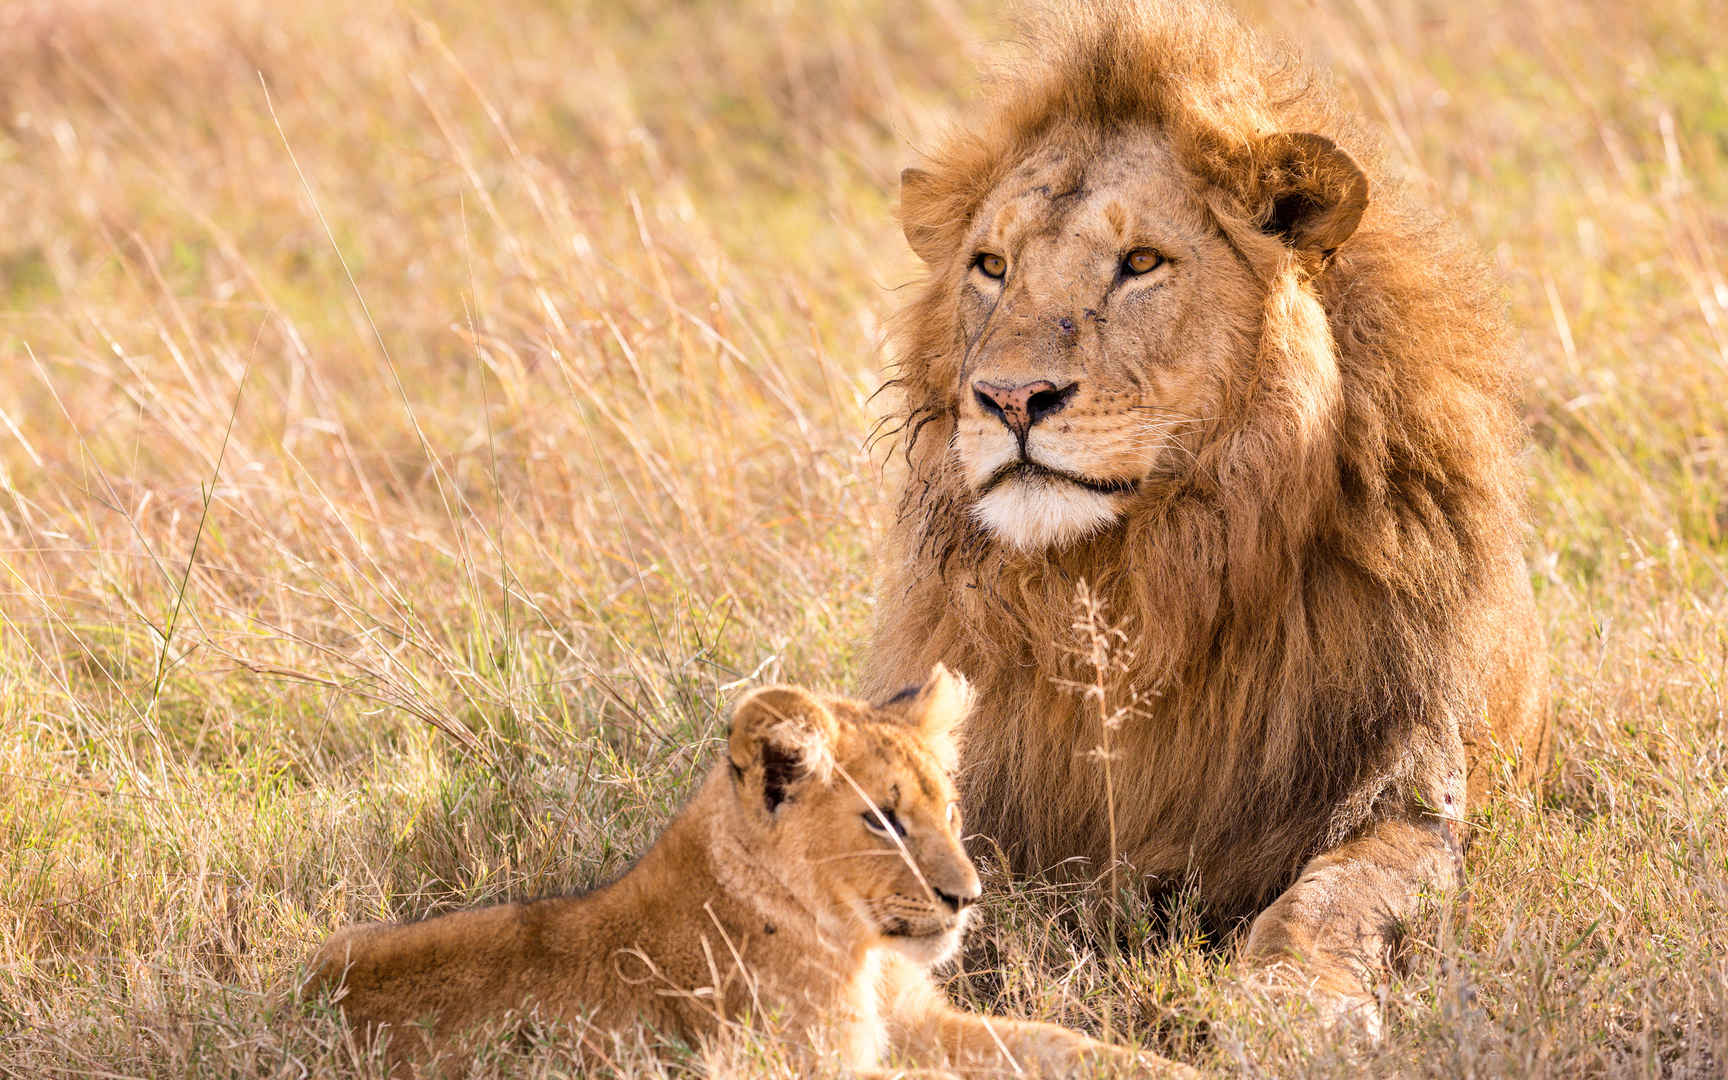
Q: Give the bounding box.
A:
[933,882,980,913]
[972,379,1077,439]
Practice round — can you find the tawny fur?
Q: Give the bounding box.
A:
[868,0,1550,1023]
[305,668,1191,1077]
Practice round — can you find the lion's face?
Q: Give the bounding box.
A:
[901,121,1369,554]
[726,667,980,965]
[933,130,1261,551]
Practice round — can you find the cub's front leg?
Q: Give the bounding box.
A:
[878,956,1196,1078]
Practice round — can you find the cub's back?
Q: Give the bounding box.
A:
[311,903,515,1035]
[305,895,633,1053]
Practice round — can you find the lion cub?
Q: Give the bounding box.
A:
[306,666,1186,1076]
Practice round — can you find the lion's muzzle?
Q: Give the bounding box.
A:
[972,378,1076,442]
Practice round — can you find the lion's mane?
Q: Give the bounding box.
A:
[872,0,1531,911]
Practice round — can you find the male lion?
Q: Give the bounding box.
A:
[867,0,1550,1029]
[306,667,1188,1076]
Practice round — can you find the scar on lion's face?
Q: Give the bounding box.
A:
[946,129,1263,552]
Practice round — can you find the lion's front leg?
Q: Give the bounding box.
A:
[1241,812,1463,1036]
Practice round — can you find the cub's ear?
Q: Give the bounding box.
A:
[728,686,837,815]
[905,663,972,768]
[1257,132,1369,256]
[900,167,950,265]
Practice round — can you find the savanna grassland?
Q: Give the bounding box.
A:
[1,0,1724,1076]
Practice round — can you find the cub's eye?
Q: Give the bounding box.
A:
[1123,248,1166,275]
[862,807,907,838]
[974,252,1007,279]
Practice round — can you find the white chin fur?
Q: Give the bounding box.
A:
[886,923,965,968]
[972,479,1121,551]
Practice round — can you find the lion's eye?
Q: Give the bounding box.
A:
[1123,248,1165,275]
[862,807,906,838]
[974,252,1007,279]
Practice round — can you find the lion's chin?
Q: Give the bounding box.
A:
[973,479,1122,552]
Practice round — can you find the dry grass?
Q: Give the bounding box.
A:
[1,0,1724,1075]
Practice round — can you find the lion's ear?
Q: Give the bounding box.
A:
[1257,133,1369,256]
[900,167,950,264]
[728,686,837,815]
[905,660,974,753]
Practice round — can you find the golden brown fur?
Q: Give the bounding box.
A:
[305,667,1191,1076]
[868,0,1550,1028]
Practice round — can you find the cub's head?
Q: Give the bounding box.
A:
[725,665,979,965]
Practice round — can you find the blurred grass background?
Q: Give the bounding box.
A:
[0,0,1723,1074]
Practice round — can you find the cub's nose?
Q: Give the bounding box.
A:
[933,882,981,913]
[972,379,1077,439]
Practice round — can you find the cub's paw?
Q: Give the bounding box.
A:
[1030,1031,1199,1079]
